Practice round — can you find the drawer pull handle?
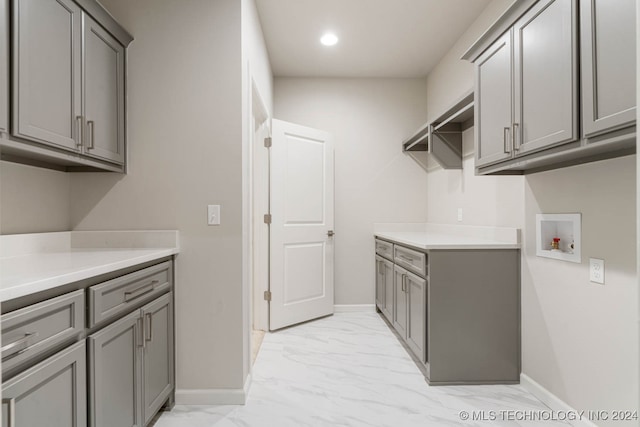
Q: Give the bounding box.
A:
[124,280,160,302]
[145,313,153,343]
[3,398,15,427]
[1,332,38,359]
[398,255,415,263]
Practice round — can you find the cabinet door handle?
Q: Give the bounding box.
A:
[76,116,83,148]
[124,280,159,302]
[512,123,520,151]
[3,398,15,427]
[137,317,145,348]
[1,332,38,359]
[401,274,406,292]
[145,313,153,343]
[87,120,95,149]
[503,127,511,154]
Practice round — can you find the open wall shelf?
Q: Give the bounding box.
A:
[402,91,474,170]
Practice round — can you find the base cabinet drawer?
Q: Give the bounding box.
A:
[89,292,174,427]
[89,261,172,327]
[2,341,87,427]
[1,289,84,375]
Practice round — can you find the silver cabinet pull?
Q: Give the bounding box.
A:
[512,123,520,151]
[401,274,407,292]
[76,116,83,148]
[137,317,145,348]
[87,120,95,149]
[145,313,153,343]
[1,332,38,359]
[327,230,335,237]
[124,280,159,302]
[3,398,15,427]
[503,126,511,154]
[398,255,414,263]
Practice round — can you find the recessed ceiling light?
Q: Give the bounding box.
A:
[320,33,339,46]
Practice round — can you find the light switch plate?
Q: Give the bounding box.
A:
[589,258,604,284]
[208,205,221,225]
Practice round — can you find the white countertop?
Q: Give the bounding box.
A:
[0,231,179,302]
[374,223,520,250]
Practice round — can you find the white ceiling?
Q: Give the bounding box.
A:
[255,0,491,78]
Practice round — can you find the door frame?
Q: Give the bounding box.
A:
[250,79,270,333]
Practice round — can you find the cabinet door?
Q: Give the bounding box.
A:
[2,341,86,427]
[475,31,513,167]
[581,0,636,137]
[381,258,394,323]
[88,310,143,427]
[13,0,82,150]
[141,293,174,425]
[513,0,578,155]
[392,266,407,338]
[405,272,427,363]
[83,14,125,164]
[0,0,7,134]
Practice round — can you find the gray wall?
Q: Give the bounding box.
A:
[0,161,71,234]
[69,0,247,394]
[274,77,429,305]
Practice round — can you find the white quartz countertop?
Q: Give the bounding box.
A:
[374,223,520,250]
[0,231,179,302]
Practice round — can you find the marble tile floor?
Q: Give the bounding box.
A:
[154,313,569,427]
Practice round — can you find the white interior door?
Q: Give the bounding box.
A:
[270,119,334,331]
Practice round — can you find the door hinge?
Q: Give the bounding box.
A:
[264,137,272,148]
[264,290,272,301]
[264,214,272,224]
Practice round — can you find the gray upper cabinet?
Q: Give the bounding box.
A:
[12,0,83,151]
[0,0,8,134]
[475,31,513,167]
[2,341,87,427]
[513,0,578,155]
[88,310,143,427]
[142,293,174,425]
[83,13,125,165]
[464,0,634,174]
[580,0,636,138]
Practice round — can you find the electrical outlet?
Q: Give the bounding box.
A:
[589,258,604,284]
[207,205,221,225]
[457,208,463,222]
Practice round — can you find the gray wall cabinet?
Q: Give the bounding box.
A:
[375,238,520,385]
[3,0,132,172]
[12,0,83,151]
[2,341,87,427]
[0,0,7,134]
[464,0,635,174]
[580,0,636,138]
[82,13,125,164]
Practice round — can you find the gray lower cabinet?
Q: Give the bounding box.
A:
[405,270,426,363]
[2,341,87,427]
[12,0,83,151]
[374,255,393,322]
[141,293,174,425]
[392,266,408,339]
[88,310,143,427]
[0,0,7,134]
[580,0,636,138]
[89,292,174,427]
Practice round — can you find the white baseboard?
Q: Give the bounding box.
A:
[334,304,377,313]
[520,374,598,427]
[176,374,252,405]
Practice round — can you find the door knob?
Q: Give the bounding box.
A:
[327,230,335,237]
